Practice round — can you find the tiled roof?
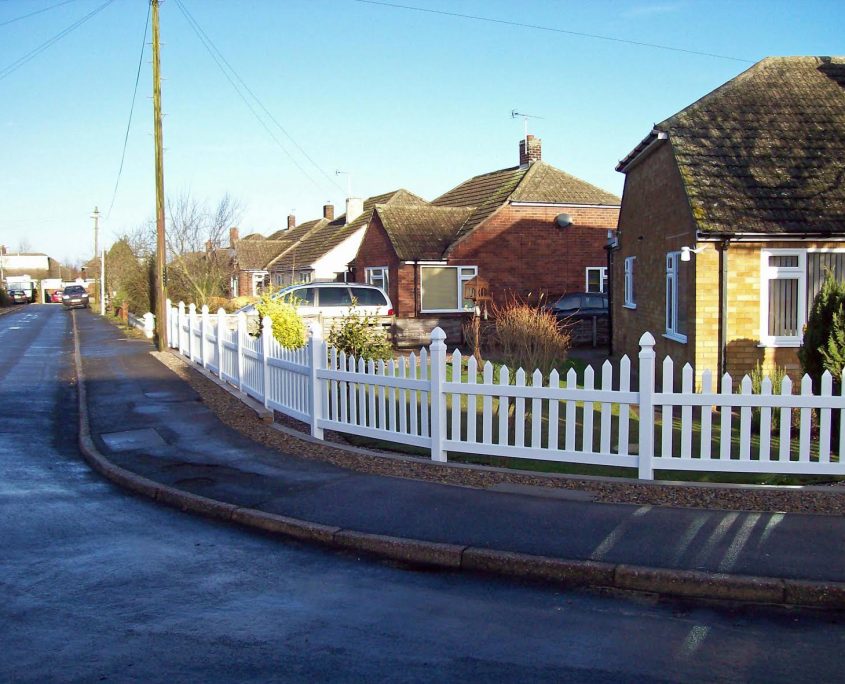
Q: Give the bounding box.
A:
[433,160,620,244]
[234,239,289,270]
[272,189,426,271]
[240,232,265,241]
[376,205,476,260]
[653,56,845,235]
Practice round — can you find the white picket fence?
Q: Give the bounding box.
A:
[166,300,845,480]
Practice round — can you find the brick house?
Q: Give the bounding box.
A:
[610,56,845,383]
[354,136,620,344]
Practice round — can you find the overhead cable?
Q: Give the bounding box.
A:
[0,0,80,28]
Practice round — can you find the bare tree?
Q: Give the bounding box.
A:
[165,192,242,306]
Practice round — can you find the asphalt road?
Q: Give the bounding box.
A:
[1,305,843,683]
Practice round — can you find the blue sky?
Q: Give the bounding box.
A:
[1,0,842,265]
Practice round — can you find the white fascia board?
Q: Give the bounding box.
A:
[509,201,621,209]
[403,260,447,265]
[696,233,845,243]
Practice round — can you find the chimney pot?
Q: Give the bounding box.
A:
[287,214,296,230]
[323,203,335,221]
[229,227,239,244]
[519,135,542,166]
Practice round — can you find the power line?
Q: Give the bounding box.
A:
[0,0,80,28]
[107,1,151,220]
[174,0,343,194]
[352,0,754,64]
[0,0,116,81]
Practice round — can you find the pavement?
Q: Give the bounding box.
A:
[72,310,845,609]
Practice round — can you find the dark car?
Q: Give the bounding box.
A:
[62,285,89,310]
[8,289,29,304]
[548,292,609,322]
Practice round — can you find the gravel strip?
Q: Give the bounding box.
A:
[154,351,845,515]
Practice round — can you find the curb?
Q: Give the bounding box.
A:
[72,314,845,609]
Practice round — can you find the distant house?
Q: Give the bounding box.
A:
[354,136,620,343]
[271,191,427,289]
[229,227,288,297]
[610,56,845,382]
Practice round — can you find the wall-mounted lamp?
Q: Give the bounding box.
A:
[555,213,573,229]
[680,245,705,262]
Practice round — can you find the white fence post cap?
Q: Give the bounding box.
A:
[309,320,323,338]
[431,327,447,345]
[638,331,656,347]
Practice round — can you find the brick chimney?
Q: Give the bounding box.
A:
[519,135,542,166]
[323,203,335,221]
[229,227,239,245]
[287,214,296,230]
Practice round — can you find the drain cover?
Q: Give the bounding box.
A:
[100,428,166,452]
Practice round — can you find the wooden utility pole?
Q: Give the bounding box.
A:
[151,0,167,351]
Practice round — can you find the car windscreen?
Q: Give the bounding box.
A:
[350,287,387,307]
[281,287,315,306]
[316,287,352,307]
[64,287,85,295]
[553,294,582,311]
[584,295,608,309]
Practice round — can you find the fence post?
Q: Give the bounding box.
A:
[261,315,272,409]
[236,311,246,392]
[178,301,186,355]
[142,312,155,339]
[201,305,209,368]
[309,321,324,440]
[188,303,197,362]
[165,298,173,347]
[429,327,447,462]
[217,308,226,380]
[637,332,656,480]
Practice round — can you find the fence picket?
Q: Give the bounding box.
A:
[398,357,408,434]
[420,348,429,438]
[367,359,377,429]
[548,369,559,451]
[532,369,543,449]
[582,366,594,453]
[779,376,792,461]
[799,375,812,462]
[700,370,712,460]
[720,373,733,461]
[409,353,419,436]
[388,359,397,433]
[348,355,358,426]
[498,366,510,447]
[759,377,772,461]
[661,357,674,459]
[819,372,832,463]
[377,359,387,430]
[451,351,462,442]
[515,368,526,448]
[466,356,478,443]
[482,362,493,445]
[617,356,630,456]
[600,361,612,455]
[565,368,577,452]
[358,357,367,427]
[681,364,693,459]
[339,352,348,424]
[740,375,752,460]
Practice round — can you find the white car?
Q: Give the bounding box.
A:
[240,282,394,320]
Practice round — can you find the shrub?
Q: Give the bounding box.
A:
[327,303,393,363]
[254,291,306,349]
[799,270,845,389]
[821,308,845,383]
[227,295,258,313]
[492,296,570,378]
[0,288,10,307]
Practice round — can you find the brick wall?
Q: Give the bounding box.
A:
[611,141,698,375]
[450,203,619,305]
[353,216,408,313]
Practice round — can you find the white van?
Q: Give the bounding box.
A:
[240,282,394,320]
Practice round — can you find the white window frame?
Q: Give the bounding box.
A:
[251,271,268,296]
[665,252,687,343]
[623,256,636,309]
[760,249,806,347]
[585,266,608,293]
[365,266,389,294]
[419,265,478,313]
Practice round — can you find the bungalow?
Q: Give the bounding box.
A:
[271,190,427,288]
[354,136,620,343]
[610,56,845,382]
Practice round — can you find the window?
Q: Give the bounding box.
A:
[420,266,478,312]
[281,287,315,306]
[623,257,636,308]
[365,266,389,294]
[665,252,687,343]
[317,286,352,307]
[350,286,388,307]
[585,267,608,293]
[761,251,805,346]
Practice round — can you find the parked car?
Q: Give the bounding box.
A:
[547,292,609,322]
[50,290,63,303]
[8,289,29,304]
[61,285,89,310]
[239,282,394,320]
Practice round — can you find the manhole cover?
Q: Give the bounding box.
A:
[100,428,166,452]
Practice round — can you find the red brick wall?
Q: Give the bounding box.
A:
[449,203,619,305]
[611,140,697,366]
[353,217,409,314]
